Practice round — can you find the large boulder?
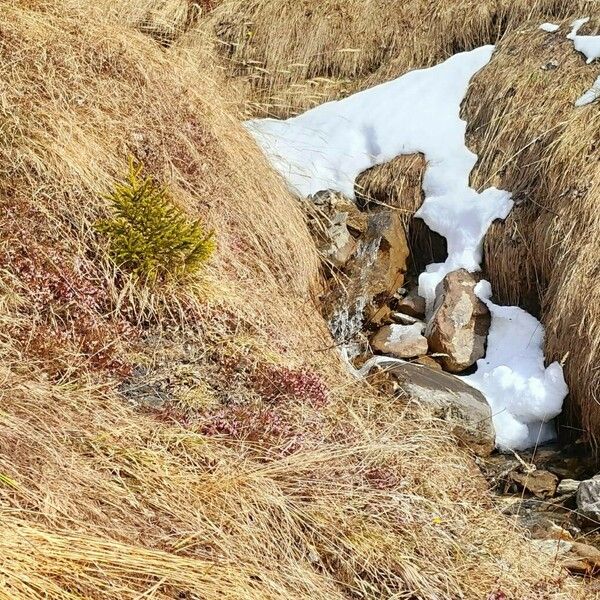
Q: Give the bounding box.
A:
[361,210,409,299]
[425,269,490,373]
[371,323,428,358]
[576,475,600,522]
[390,363,495,455]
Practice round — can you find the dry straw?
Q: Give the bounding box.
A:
[0,1,594,598]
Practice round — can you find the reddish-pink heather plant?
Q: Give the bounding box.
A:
[251,363,329,408]
[199,404,306,453]
[0,242,134,376]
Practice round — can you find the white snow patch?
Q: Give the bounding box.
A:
[248,47,568,451]
[540,22,560,33]
[246,46,495,200]
[575,74,600,106]
[462,282,567,451]
[567,18,600,63]
[386,322,424,344]
[246,46,513,310]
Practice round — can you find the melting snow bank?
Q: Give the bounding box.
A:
[247,47,568,451]
[462,282,568,451]
[246,46,497,203]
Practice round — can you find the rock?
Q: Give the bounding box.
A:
[371,323,428,358]
[367,304,392,327]
[512,442,596,480]
[362,210,409,298]
[577,475,600,522]
[320,205,409,346]
[312,191,368,235]
[390,312,422,326]
[414,355,442,371]
[563,542,600,576]
[520,513,573,541]
[396,289,426,319]
[425,269,490,373]
[509,470,559,498]
[390,363,495,456]
[532,539,573,558]
[333,197,369,235]
[318,213,356,267]
[557,479,581,496]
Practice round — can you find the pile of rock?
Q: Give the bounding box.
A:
[306,190,600,578]
[480,445,600,577]
[306,191,496,455]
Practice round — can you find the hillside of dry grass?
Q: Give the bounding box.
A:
[0,1,595,599]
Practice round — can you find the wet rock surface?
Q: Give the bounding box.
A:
[307,191,409,347]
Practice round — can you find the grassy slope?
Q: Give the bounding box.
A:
[0,1,591,598]
[202,0,600,447]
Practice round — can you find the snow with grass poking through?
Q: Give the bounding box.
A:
[567,18,600,63]
[247,47,568,451]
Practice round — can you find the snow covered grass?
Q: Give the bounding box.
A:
[567,17,600,63]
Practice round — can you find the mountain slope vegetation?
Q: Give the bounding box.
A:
[0,1,595,598]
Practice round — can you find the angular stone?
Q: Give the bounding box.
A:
[319,213,356,267]
[564,542,600,576]
[367,304,392,327]
[390,311,421,326]
[557,479,581,496]
[425,269,491,373]
[332,196,369,235]
[576,475,600,522]
[532,539,573,558]
[389,363,495,456]
[396,289,426,319]
[371,323,428,358]
[520,513,573,541]
[509,470,559,498]
[362,210,409,298]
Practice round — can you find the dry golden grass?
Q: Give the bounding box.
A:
[204,0,591,117]
[463,19,600,448]
[0,359,587,599]
[0,0,595,598]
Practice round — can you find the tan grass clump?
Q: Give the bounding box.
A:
[204,0,590,117]
[0,360,585,599]
[463,19,600,447]
[0,0,322,358]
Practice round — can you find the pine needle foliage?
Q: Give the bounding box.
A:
[98,159,215,280]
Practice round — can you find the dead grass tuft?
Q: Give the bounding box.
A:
[203,0,591,117]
